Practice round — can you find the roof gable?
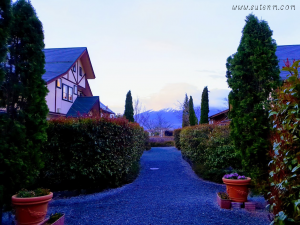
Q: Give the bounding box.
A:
[42,47,95,83]
[100,102,115,114]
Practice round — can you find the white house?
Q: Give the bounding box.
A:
[43,47,115,118]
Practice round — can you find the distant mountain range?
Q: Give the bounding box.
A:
[138,107,227,129]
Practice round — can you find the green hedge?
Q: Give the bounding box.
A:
[174,128,182,149]
[268,61,300,223]
[39,116,145,190]
[150,141,174,147]
[180,124,241,183]
[144,131,151,150]
[180,124,213,163]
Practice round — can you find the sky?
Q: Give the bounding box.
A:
[29,0,300,114]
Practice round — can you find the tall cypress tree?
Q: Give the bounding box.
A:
[0,0,48,209]
[124,90,134,122]
[226,14,280,184]
[200,86,209,124]
[182,93,189,127]
[189,96,197,126]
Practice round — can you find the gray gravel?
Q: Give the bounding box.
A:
[3,147,271,225]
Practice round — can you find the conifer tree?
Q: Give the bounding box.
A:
[0,0,11,220]
[124,90,134,122]
[0,0,48,209]
[226,14,280,184]
[189,96,197,126]
[182,93,189,127]
[200,86,209,124]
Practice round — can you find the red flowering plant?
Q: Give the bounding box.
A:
[268,58,300,224]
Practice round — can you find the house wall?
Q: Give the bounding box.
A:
[78,60,86,88]
[45,57,90,115]
[45,81,55,112]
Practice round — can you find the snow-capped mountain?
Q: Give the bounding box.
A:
[137,107,227,129]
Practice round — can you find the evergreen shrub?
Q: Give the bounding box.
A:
[174,128,182,149]
[150,141,174,147]
[180,124,214,163]
[268,60,300,224]
[39,116,145,191]
[144,131,151,150]
[180,124,242,183]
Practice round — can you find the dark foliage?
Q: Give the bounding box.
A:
[144,131,151,150]
[226,14,280,187]
[39,116,145,191]
[174,128,182,150]
[268,60,300,223]
[124,90,134,122]
[0,0,48,208]
[189,96,198,126]
[150,141,174,147]
[180,124,242,183]
[182,94,189,127]
[200,86,209,124]
[0,0,11,219]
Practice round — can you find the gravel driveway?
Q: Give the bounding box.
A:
[4,147,271,224]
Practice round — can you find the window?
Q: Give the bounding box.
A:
[74,85,77,95]
[79,67,82,76]
[63,84,68,100]
[62,84,73,102]
[56,78,61,88]
[68,87,73,101]
[73,65,76,72]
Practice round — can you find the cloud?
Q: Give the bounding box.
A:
[140,83,230,111]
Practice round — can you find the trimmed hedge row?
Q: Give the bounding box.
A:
[39,116,146,190]
[174,128,182,149]
[150,141,174,147]
[180,124,241,183]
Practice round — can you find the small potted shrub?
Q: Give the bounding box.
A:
[217,192,231,209]
[222,173,251,202]
[11,188,53,225]
[42,212,65,225]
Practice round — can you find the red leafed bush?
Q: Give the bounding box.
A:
[268,59,300,223]
[39,116,146,190]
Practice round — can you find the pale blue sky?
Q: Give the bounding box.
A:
[30,0,299,114]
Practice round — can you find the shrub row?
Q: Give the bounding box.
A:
[180,124,242,183]
[174,128,182,149]
[150,141,174,147]
[39,116,146,191]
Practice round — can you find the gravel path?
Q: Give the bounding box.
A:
[3,147,271,224]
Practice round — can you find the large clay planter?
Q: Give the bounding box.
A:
[222,177,251,202]
[12,192,53,225]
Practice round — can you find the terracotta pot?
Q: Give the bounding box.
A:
[222,177,251,202]
[216,193,231,209]
[12,192,53,225]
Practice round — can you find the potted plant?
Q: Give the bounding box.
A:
[42,212,65,225]
[222,173,251,202]
[12,188,53,225]
[217,192,231,209]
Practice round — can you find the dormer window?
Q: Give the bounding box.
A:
[73,65,76,72]
[56,78,61,88]
[79,67,82,76]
